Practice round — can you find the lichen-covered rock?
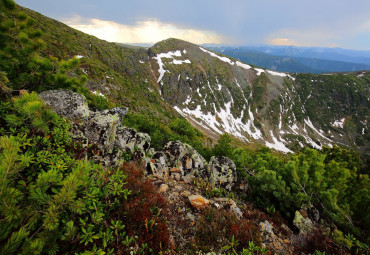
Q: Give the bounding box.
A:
[163,141,208,176]
[293,210,314,234]
[39,89,90,120]
[260,220,274,235]
[115,127,150,154]
[84,109,124,154]
[147,151,170,176]
[147,141,208,178]
[39,89,150,166]
[208,156,237,190]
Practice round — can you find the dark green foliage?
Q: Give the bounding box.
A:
[212,133,234,158]
[241,146,370,243]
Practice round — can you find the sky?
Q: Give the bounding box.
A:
[16,0,370,50]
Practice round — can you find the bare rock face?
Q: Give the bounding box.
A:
[208,156,237,191]
[39,89,150,165]
[39,89,90,120]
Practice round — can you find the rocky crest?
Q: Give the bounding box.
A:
[40,90,150,165]
[40,90,238,190]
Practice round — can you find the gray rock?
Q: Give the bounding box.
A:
[39,89,90,120]
[260,220,274,235]
[163,141,208,177]
[84,109,124,154]
[147,141,208,178]
[147,151,170,176]
[115,127,150,154]
[187,212,195,221]
[208,156,237,190]
[39,89,150,166]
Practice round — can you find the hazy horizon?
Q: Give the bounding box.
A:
[17,0,370,51]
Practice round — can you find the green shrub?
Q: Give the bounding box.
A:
[0,93,169,254]
[244,147,369,241]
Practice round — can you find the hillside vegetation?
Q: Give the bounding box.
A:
[0,1,369,254]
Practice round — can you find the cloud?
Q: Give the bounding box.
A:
[63,16,226,44]
[265,16,370,48]
[266,38,298,46]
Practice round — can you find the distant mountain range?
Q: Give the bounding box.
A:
[208,46,370,74]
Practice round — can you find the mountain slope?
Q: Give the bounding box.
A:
[19,6,370,155]
[149,39,369,154]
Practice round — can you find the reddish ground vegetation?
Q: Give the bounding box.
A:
[120,162,173,253]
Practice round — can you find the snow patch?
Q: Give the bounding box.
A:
[265,131,292,153]
[236,61,252,70]
[255,68,265,76]
[184,95,192,105]
[199,47,234,65]
[266,70,287,77]
[304,118,332,141]
[92,91,105,98]
[332,118,345,128]
[153,50,190,83]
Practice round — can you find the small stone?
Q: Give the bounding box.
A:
[229,200,243,219]
[188,195,210,210]
[170,167,181,173]
[260,220,274,235]
[171,172,181,181]
[181,175,193,184]
[187,212,195,221]
[182,190,191,197]
[158,184,169,193]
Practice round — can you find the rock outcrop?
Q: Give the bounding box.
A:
[40,89,150,165]
[40,90,239,189]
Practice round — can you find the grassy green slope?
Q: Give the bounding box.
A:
[19,6,175,119]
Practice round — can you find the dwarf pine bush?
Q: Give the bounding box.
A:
[0,93,135,254]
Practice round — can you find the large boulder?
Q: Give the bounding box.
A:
[208,156,237,190]
[39,89,90,120]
